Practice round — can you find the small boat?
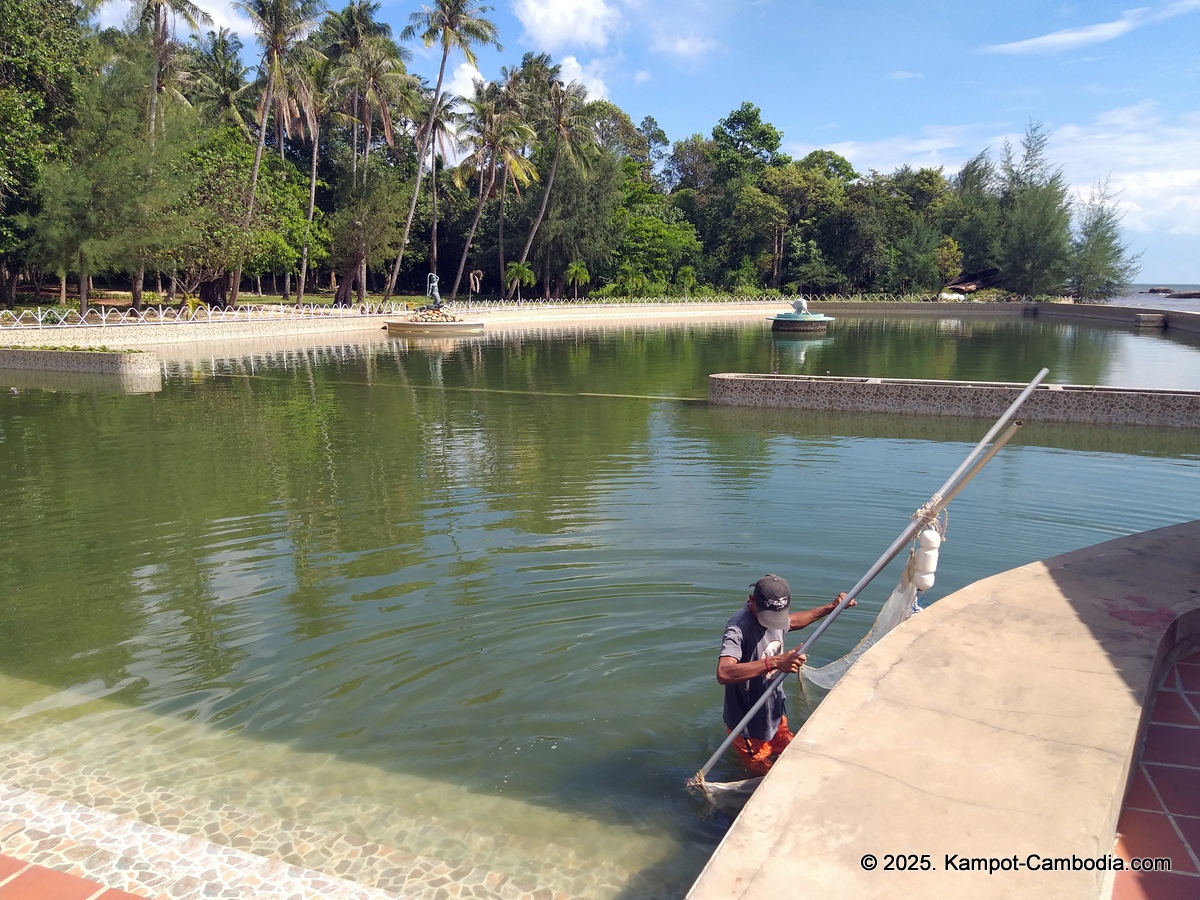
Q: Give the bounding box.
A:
[385,319,485,336]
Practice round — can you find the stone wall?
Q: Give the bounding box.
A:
[0,347,161,375]
[710,374,1200,428]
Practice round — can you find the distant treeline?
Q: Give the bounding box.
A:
[0,0,1140,310]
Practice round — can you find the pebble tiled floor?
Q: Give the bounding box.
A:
[1113,649,1200,899]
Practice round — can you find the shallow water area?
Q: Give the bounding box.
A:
[0,315,1197,897]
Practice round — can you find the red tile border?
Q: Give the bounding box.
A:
[1139,723,1200,767]
[96,890,151,900]
[1177,664,1200,693]
[1124,767,1164,812]
[0,865,103,900]
[1112,869,1200,900]
[1145,764,1200,819]
[1151,691,1200,726]
[1115,808,1198,874]
[0,856,27,883]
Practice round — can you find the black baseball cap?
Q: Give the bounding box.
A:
[750,574,791,629]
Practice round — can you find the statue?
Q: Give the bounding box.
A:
[426,272,442,309]
[791,296,810,316]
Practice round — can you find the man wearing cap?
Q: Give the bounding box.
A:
[717,574,852,774]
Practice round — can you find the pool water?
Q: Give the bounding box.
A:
[0,316,1197,896]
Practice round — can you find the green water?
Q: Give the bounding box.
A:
[0,315,1197,896]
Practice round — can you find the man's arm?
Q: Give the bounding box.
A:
[788,592,852,630]
[717,650,806,684]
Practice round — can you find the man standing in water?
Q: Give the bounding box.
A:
[717,574,851,774]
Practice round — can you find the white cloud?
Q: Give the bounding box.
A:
[888,71,925,81]
[445,62,486,102]
[633,69,651,85]
[650,33,718,57]
[983,10,1146,55]
[559,55,609,99]
[513,0,621,51]
[983,0,1200,55]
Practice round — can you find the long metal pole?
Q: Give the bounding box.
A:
[692,371,1046,783]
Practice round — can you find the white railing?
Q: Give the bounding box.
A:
[0,301,409,329]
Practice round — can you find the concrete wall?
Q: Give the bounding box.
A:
[688,520,1200,900]
[1034,302,1200,337]
[710,374,1200,428]
[0,315,385,347]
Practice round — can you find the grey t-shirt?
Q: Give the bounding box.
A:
[720,606,787,741]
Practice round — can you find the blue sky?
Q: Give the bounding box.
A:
[101,0,1200,281]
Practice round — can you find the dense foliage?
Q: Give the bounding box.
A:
[0,1,1140,308]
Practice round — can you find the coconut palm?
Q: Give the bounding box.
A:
[565,260,589,300]
[333,35,414,176]
[448,79,535,300]
[188,28,254,134]
[318,1,393,181]
[506,77,594,300]
[505,260,533,302]
[123,0,211,140]
[383,0,501,301]
[416,89,462,276]
[494,58,538,290]
[230,0,325,304]
[292,51,339,301]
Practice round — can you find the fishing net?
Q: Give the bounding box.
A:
[801,549,924,692]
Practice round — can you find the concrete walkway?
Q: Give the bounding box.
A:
[688,520,1200,900]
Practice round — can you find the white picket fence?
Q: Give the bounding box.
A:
[0,302,408,329]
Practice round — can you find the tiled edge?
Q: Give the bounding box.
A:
[1112,655,1200,899]
[0,783,397,900]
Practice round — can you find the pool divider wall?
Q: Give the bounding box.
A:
[709,374,1200,428]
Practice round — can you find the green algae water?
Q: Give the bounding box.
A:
[1,315,1198,897]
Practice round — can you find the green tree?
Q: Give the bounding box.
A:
[230,0,325,304]
[384,0,501,300]
[32,38,192,311]
[1069,179,1140,300]
[505,259,533,300]
[564,260,589,299]
[997,124,1072,296]
[0,0,86,304]
[448,76,535,300]
[507,76,595,299]
[935,235,963,284]
[187,28,255,135]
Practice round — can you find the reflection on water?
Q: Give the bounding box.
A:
[0,317,1197,896]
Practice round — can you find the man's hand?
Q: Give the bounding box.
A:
[837,592,857,609]
[772,648,807,674]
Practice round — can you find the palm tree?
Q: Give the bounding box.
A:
[230,0,325,304]
[505,260,533,301]
[333,35,413,177]
[318,1,393,183]
[506,77,594,300]
[124,0,211,142]
[417,89,461,276]
[292,51,337,301]
[494,58,539,291]
[188,28,254,135]
[565,260,589,300]
[383,0,501,301]
[448,79,533,300]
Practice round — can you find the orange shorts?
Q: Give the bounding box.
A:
[728,715,794,775]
